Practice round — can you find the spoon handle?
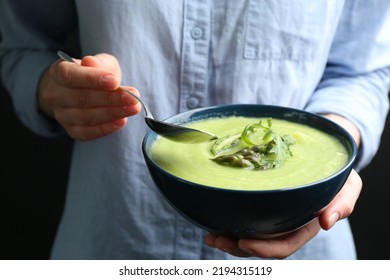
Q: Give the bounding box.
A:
[57,50,75,63]
[119,88,154,119]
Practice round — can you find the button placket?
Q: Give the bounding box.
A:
[190,26,204,40]
[182,227,195,239]
[179,0,211,112]
[186,96,201,109]
[173,214,203,259]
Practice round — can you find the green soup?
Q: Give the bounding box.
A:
[150,116,348,190]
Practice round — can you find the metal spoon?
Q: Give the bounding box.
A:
[57,51,218,143]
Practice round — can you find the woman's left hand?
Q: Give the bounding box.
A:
[205,169,362,259]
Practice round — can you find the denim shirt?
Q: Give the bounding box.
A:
[1,0,390,259]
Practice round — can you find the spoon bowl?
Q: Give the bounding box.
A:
[57,51,218,143]
[119,87,218,143]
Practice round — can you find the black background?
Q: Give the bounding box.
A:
[1,80,390,260]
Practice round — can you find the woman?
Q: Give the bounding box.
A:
[1,0,389,259]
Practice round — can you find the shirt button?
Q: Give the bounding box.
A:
[182,228,195,239]
[186,96,201,109]
[191,27,203,40]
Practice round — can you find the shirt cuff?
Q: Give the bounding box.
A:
[10,51,65,137]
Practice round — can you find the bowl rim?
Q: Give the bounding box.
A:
[142,104,358,193]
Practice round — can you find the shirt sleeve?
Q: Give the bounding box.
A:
[305,0,390,171]
[0,0,79,137]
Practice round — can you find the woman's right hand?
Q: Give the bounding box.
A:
[38,53,141,141]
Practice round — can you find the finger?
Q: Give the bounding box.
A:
[204,234,252,258]
[204,232,218,247]
[318,169,362,230]
[237,218,321,259]
[54,59,120,90]
[66,118,128,141]
[55,103,141,127]
[53,87,139,108]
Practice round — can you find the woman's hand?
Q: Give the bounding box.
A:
[205,169,362,259]
[38,53,141,141]
[205,113,363,259]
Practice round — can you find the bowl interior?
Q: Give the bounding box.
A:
[143,104,357,173]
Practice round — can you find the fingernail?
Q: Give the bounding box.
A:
[222,247,233,253]
[121,93,137,105]
[112,119,123,129]
[242,248,254,255]
[101,75,118,89]
[329,212,340,229]
[123,106,137,114]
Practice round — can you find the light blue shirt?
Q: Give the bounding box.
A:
[1,0,390,260]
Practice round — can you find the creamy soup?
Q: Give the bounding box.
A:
[150,116,348,190]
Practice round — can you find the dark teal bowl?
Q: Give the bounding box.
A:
[142,104,358,239]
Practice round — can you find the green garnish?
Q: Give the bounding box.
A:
[210,133,243,156]
[211,119,295,170]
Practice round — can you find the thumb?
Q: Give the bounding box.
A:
[318,169,362,230]
[80,55,102,68]
[81,53,122,81]
[80,54,122,90]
